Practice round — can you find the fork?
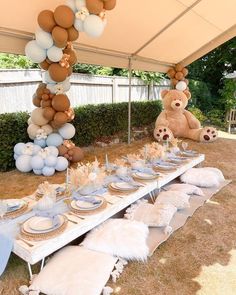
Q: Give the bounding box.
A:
[17,237,34,247]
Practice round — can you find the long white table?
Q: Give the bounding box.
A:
[13,154,204,276]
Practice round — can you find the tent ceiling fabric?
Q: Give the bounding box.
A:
[0,0,235,72]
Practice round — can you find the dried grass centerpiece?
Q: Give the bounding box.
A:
[68,159,106,195]
[140,142,166,163]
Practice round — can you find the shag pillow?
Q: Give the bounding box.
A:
[180,167,224,187]
[164,183,204,196]
[125,201,177,234]
[155,190,190,209]
[27,246,117,295]
[82,218,149,261]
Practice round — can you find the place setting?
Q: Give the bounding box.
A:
[0,199,29,220]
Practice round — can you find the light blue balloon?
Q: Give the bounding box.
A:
[25,40,46,63]
[33,169,42,175]
[35,29,53,49]
[32,144,42,155]
[55,156,69,171]
[47,146,59,157]
[46,133,63,147]
[58,123,75,140]
[16,155,32,173]
[14,153,19,160]
[14,143,25,155]
[43,71,56,84]
[45,155,57,167]
[31,155,44,170]
[34,138,46,148]
[47,46,63,62]
[42,166,55,177]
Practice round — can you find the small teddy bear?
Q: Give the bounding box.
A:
[154,89,217,142]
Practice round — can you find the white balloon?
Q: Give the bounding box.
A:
[176,81,187,91]
[75,0,86,10]
[83,15,105,38]
[35,29,53,49]
[25,40,46,63]
[47,46,63,62]
[58,123,76,139]
[74,18,84,32]
[66,0,77,12]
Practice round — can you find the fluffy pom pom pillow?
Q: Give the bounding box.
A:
[82,218,149,261]
[27,246,117,295]
[180,167,224,188]
[125,201,177,234]
[164,183,204,196]
[155,190,190,209]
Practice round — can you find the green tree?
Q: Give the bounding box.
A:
[0,53,38,69]
[219,78,236,111]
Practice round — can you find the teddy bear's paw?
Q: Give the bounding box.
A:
[154,126,174,142]
[200,127,218,142]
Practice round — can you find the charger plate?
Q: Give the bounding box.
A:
[71,196,104,211]
[69,198,107,217]
[20,215,68,241]
[108,182,138,194]
[1,201,28,220]
[132,172,159,181]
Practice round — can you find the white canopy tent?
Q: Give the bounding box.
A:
[0,0,235,141]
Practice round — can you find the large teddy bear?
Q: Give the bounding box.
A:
[154,89,217,142]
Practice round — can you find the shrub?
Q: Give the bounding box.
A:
[0,100,162,171]
[206,109,226,128]
[219,79,236,111]
[188,107,207,123]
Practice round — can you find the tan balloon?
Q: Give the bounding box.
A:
[67,26,79,42]
[104,0,116,10]
[52,94,70,111]
[43,107,56,121]
[32,94,41,107]
[175,63,184,72]
[167,68,176,79]
[52,26,68,48]
[86,0,104,14]
[27,124,40,139]
[38,10,56,32]
[175,71,184,81]
[70,146,84,163]
[41,99,52,108]
[31,108,49,126]
[182,68,189,77]
[48,63,68,82]
[54,5,75,29]
[36,83,46,97]
[54,112,68,126]
[58,145,68,156]
[41,124,53,135]
[39,60,50,70]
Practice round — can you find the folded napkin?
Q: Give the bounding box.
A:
[132,167,157,175]
[0,233,13,277]
[71,188,106,204]
[34,211,60,228]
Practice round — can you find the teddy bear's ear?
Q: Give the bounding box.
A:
[183,90,191,100]
[161,89,169,99]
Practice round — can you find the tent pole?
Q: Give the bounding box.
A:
[128,58,132,144]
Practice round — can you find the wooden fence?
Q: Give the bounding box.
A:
[0,69,170,114]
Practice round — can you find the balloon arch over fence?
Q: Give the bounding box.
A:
[13,0,116,176]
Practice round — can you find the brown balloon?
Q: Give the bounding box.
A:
[86,0,104,14]
[167,68,176,79]
[182,68,189,77]
[46,58,53,65]
[43,107,56,121]
[63,48,77,66]
[175,63,184,72]
[39,60,50,70]
[38,10,56,32]
[58,145,68,156]
[70,146,84,163]
[175,71,184,80]
[52,26,68,48]
[54,112,68,125]
[104,0,116,10]
[41,100,52,108]
[67,26,79,42]
[48,63,68,82]
[42,94,49,100]
[36,83,46,97]
[54,5,75,29]
[32,94,41,107]
[52,94,70,112]
[171,78,178,86]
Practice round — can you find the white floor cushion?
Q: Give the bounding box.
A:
[180,167,224,187]
[28,246,117,295]
[82,218,149,261]
[165,183,204,196]
[125,201,177,234]
[155,190,190,209]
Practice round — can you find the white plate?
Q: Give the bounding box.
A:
[4,199,25,212]
[133,172,158,180]
[155,164,176,170]
[23,215,64,233]
[71,197,103,211]
[110,182,136,191]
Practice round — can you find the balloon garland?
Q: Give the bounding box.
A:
[14,0,117,176]
[166,63,189,92]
